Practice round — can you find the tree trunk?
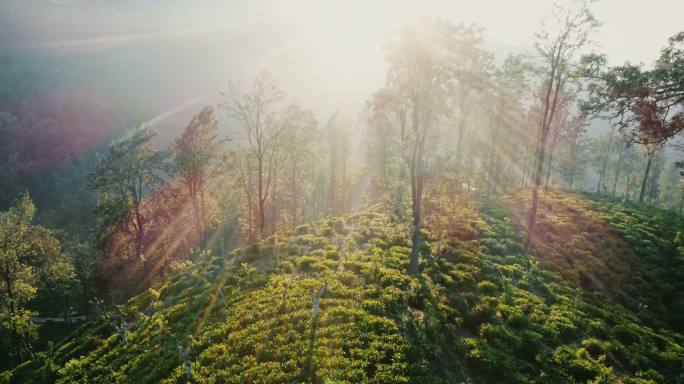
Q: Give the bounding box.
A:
[330,153,337,216]
[247,192,253,241]
[258,196,266,237]
[408,105,423,275]
[258,158,265,235]
[486,138,496,197]
[134,204,149,283]
[291,162,298,226]
[486,105,500,198]
[527,140,546,249]
[455,97,470,163]
[567,135,579,192]
[134,205,145,261]
[567,168,575,191]
[4,274,21,365]
[527,61,561,249]
[648,171,657,204]
[597,132,615,194]
[409,165,422,275]
[544,130,559,194]
[189,183,203,247]
[272,165,278,233]
[638,152,654,203]
[612,142,626,196]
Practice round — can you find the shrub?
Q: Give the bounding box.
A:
[477,280,497,295]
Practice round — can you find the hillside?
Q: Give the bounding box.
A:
[6,191,684,384]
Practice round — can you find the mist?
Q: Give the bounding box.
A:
[2,2,684,382]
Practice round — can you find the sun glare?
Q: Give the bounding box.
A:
[2,0,684,382]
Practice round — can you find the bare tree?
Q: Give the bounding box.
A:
[486,55,527,197]
[324,112,351,216]
[281,104,318,226]
[526,0,598,248]
[220,71,286,237]
[384,21,494,274]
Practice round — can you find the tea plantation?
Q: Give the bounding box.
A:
[7,192,684,383]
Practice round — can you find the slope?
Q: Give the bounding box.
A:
[7,191,684,384]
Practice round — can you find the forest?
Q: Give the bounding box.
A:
[1,0,684,383]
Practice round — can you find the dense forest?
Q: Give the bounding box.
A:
[1,0,684,383]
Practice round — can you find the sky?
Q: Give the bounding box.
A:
[1,0,683,136]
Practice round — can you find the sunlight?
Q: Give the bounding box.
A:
[2,0,684,382]
[143,97,203,127]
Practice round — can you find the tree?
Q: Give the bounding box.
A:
[0,193,70,365]
[280,104,318,227]
[675,173,684,213]
[610,136,630,196]
[544,95,580,193]
[448,26,493,163]
[324,112,351,216]
[367,87,411,220]
[609,99,674,203]
[89,124,166,275]
[173,106,224,244]
[0,112,22,206]
[233,149,257,240]
[595,124,618,194]
[557,114,588,191]
[582,31,684,203]
[486,55,527,197]
[384,20,477,274]
[582,31,684,138]
[526,0,598,248]
[69,241,100,318]
[220,71,286,237]
[620,143,643,201]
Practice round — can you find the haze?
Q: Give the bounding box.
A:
[2,0,682,129]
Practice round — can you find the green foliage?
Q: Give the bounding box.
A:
[12,193,684,383]
[0,193,71,367]
[586,194,684,330]
[89,124,166,249]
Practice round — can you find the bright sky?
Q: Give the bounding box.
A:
[3,0,683,123]
[239,0,684,116]
[230,0,684,65]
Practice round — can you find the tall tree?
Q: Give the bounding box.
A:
[324,112,351,216]
[611,137,630,196]
[448,26,492,163]
[89,125,166,274]
[544,95,581,193]
[487,55,527,197]
[385,20,477,274]
[280,104,318,227]
[526,0,598,248]
[0,193,70,365]
[638,142,664,203]
[557,114,588,191]
[69,241,100,318]
[220,71,285,237]
[582,31,684,203]
[367,87,411,220]
[172,106,223,243]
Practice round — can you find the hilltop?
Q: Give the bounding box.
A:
[7,191,684,384]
